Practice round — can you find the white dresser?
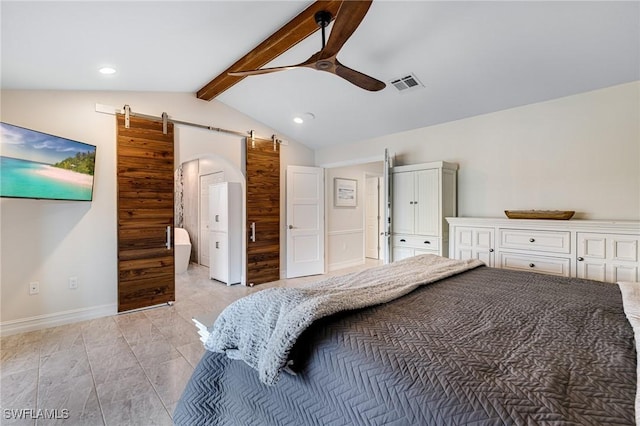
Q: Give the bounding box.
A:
[392,162,458,261]
[209,182,242,285]
[447,217,640,283]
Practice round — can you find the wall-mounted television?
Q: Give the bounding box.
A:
[1,122,96,201]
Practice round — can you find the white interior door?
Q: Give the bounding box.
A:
[365,176,380,259]
[286,166,325,278]
[199,171,224,266]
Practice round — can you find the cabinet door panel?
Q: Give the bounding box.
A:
[476,250,494,266]
[457,248,474,260]
[611,264,638,282]
[392,172,415,234]
[577,261,606,281]
[457,228,473,247]
[612,239,639,262]
[210,231,229,283]
[476,229,494,249]
[209,183,229,232]
[453,226,495,267]
[415,169,439,236]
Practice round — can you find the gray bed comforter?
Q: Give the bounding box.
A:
[206,255,483,386]
[174,266,636,425]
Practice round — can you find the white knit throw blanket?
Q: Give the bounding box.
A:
[205,254,484,386]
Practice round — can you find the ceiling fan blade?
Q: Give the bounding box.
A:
[334,60,386,91]
[321,0,373,58]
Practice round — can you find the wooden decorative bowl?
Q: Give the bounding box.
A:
[504,210,575,220]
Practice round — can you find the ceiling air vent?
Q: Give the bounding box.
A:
[390,74,424,93]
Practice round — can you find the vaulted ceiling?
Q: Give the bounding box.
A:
[2,1,638,150]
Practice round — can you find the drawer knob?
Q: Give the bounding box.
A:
[489,248,494,253]
[577,257,584,262]
[529,238,535,243]
[529,263,535,268]
[424,241,431,244]
[400,239,406,242]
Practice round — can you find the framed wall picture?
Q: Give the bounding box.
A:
[334,178,357,207]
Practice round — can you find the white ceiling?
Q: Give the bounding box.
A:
[2,1,638,150]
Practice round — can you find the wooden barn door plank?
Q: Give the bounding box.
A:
[246,138,280,286]
[117,114,175,312]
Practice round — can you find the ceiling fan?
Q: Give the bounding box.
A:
[228,1,385,92]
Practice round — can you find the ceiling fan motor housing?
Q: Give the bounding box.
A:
[314,10,332,28]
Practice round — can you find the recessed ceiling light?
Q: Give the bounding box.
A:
[293,112,315,124]
[99,67,116,75]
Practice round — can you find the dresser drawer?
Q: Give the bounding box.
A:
[392,235,440,251]
[499,229,571,254]
[499,252,571,277]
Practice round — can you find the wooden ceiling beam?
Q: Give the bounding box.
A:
[197,0,343,101]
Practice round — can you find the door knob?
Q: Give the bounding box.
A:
[288,225,294,229]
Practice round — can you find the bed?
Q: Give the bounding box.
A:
[174,255,636,425]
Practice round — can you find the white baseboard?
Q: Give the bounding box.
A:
[0,304,117,337]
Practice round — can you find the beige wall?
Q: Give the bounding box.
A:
[316,82,640,220]
[325,162,384,270]
[2,82,638,332]
[0,90,314,333]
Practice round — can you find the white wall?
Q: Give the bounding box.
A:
[0,90,314,334]
[316,82,640,220]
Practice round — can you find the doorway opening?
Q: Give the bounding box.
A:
[175,155,244,273]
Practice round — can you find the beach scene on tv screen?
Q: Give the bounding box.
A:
[0,122,96,201]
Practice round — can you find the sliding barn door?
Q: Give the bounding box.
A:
[117,115,175,312]
[246,137,280,286]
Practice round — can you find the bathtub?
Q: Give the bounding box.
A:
[175,227,192,274]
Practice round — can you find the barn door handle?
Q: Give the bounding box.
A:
[250,222,256,242]
[166,226,171,250]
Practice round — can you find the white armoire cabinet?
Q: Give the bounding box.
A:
[209,182,242,285]
[392,162,458,261]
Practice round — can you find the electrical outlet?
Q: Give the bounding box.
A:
[29,281,39,295]
[69,276,78,290]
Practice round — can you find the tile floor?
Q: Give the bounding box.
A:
[0,260,380,425]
